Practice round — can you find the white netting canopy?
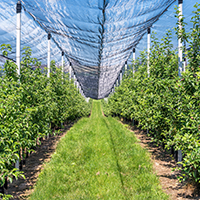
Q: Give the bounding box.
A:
[0,0,197,99]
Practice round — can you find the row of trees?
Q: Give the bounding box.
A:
[102,3,200,184]
[0,45,91,199]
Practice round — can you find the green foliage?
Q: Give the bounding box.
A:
[0,45,91,198]
[103,4,200,184]
[0,194,13,200]
[174,3,200,73]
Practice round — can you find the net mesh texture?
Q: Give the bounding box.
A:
[0,0,197,99]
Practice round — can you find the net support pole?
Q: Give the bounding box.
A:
[69,63,72,80]
[147,27,151,77]
[47,33,51,78]
[15,159,19,171]
[146,27,151,134]
[183,40,187,72]
[178,0,183,76]
[177,0,183,165]
[183,57,186,72]
[47,33,51,139]
[79,85,81,93]
[61,52,64,128]
[16,0,21,76]
[77,81,79,91]
[73,73,76,87]
[133,48,136,75]
[62,51,64,80]
[132,47,136,125]
[125,61,127,74]
[120,71,122,84]
[15,1,22,171]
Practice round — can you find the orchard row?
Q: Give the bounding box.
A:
[102,4,200,184]
[0,45,91,199]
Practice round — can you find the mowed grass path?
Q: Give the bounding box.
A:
[30,101,168,200]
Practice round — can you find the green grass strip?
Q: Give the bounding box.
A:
[29,100,168,200]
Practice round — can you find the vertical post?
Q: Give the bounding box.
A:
[76,81,79,91]
[132,48,136,125]
[183,57,186,72]
[120,71,122,84]
[15,1,21,171]
[47,33,51,139]
[62,51,64,79]
[61,52,64,128]
[47,33,51,78]
[79,85,81,93]
[177,0,183,165]
[69,62,72,80]
[73,73,76,87]
[178,0,183,76]
[15,159,19,170]
[125,61,127,73]
[146,27,151,134]
[183,40,186,72]
[147,27,151,77]
[16,0,21,76]
[133,48,136,75]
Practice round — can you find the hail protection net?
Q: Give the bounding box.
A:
[0,0,197,99]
